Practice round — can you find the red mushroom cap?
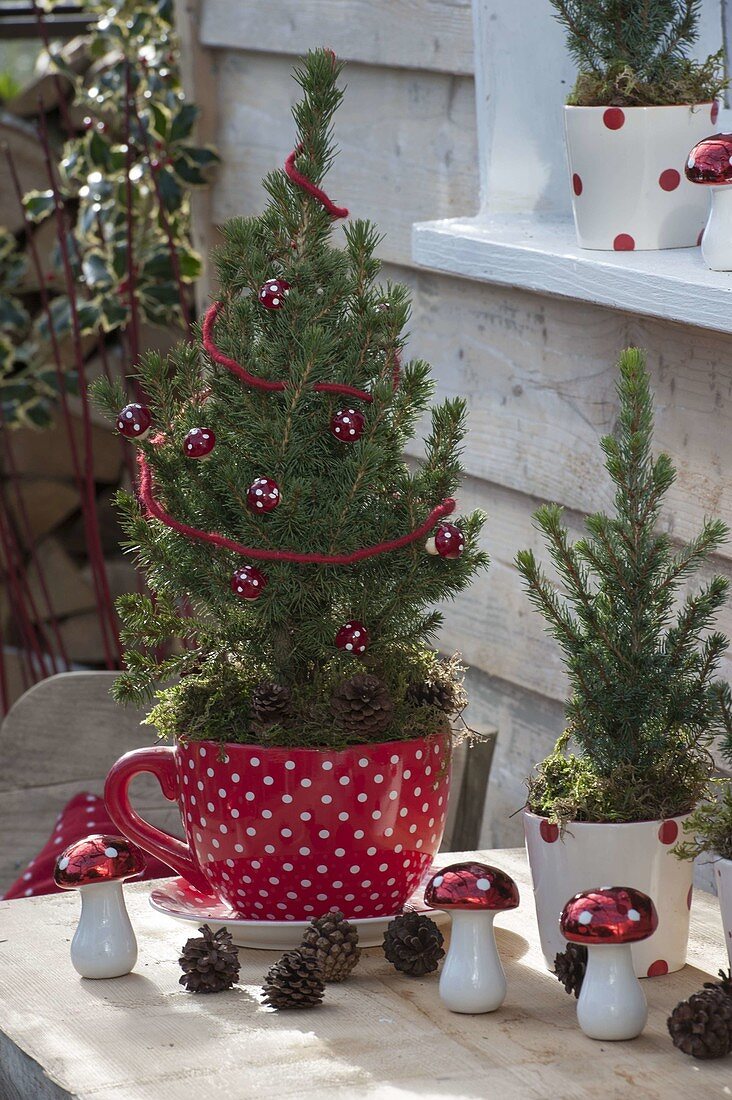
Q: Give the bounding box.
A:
[424,861,519,911]
[54,834,145,889]
[560,886,658,945]
[183,427,216,459]
[116,403,152,440]
[686,133,732,185]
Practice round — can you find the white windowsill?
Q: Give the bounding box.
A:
[411,214,732,334]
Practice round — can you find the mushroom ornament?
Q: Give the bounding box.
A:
[424,862,519,1013]
[686,134,732,270]
[54,834,145,979]
[560,886,658,1041]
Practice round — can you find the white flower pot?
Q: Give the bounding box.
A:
[524,810,693,977]
[564,103,718,250]
[715,857,732,971]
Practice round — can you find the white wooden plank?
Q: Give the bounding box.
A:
[413,213,732,333]
[389,253,732,551]
[434,474,732,702]
[211,52,478,268]
[0,853,728,1099]
[200,0,474,76]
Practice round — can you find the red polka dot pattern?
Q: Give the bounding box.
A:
[173,735,450,920]
[572,173,583,196]
[603,107,625,131]
[658,819,679,845]
[539,819,559,843]
[647,959,669,977]
[658,169,680,192]
[613,233,635,251]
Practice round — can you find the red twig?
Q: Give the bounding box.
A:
[123,63,142,370]
[0,484,45,682]
[36,110,122,667]
[0,417,69,672]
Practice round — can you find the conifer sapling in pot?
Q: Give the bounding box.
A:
[518,348,732,976]
[552,0,726,249]
[99,50,487,929]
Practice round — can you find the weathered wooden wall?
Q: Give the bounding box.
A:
[177,0,732,848]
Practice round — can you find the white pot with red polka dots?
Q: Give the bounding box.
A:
[524,809,693,977]
[105,735,450,934]
[565,101,719,250]
[716,857,732,970]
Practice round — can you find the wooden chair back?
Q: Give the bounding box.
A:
[0,671,180,893]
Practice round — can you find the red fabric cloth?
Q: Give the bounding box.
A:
[3,791,171,900]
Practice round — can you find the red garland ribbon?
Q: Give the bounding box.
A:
[203,300,376,404]
[140,144,440,567]
[138,454,454,565]
[285,145,349,219]
[202,302,286,393]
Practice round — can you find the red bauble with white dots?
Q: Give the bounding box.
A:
[231,565,268,600]
[426,522,464,560]
[335,621,370,655]
[246,476,281,513]
[116,403,152,440]
[330,407,365,442]
[258,279,290,310]
[183,427,216,460]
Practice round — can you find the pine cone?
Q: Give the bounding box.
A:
[251,681,292,727]
[668,987,732,1059]
[179,924,240,994]
[331,674,394,737]
[262,949,325,1009]
[407,658,467,716]
[407,678,457,714]
[383,912,445,977]
[554,943,587,998]
[300,909,361,982]
[705,968,732,997]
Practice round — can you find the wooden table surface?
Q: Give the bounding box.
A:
[1,848,730,1099]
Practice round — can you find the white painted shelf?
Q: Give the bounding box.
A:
[412,214,732,334]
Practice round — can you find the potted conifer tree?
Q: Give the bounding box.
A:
[96,50,487,939]
[552,0,726,249]
[517,348,732,977]
[675,775,732,971]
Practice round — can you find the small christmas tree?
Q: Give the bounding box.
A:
[516,348,732,823]
[551,0,726,106]
[94,50,488,748]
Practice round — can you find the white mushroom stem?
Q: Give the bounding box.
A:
[70,881,137,979]
[439,910,506,1013]
[576,943,647,1041]
[700,186,732,271]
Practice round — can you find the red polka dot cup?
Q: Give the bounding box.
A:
[564,103,716,250]
[104,735,450,920]
[523,809,692,977]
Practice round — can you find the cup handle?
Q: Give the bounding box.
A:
[104,745,212,894]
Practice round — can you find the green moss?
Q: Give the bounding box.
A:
[568,53,726,107]
[674,782,732,862]
[527,732,711,825]
[145,650,457,749]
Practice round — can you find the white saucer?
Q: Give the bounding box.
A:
[150,870,444,949]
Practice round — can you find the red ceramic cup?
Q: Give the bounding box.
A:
[104,734,451,920]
